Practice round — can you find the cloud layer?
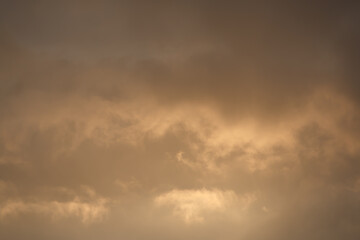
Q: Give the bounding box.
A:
[0,1,360,240]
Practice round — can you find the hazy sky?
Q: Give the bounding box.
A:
[0,1,360,239]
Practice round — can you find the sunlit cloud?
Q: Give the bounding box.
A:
[0,185,109,224]
[0,198,108,224]
[155,188,255,223]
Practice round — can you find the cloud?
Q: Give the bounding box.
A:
[0,185,109,224]
[0,1,359,239]
[0,197,108,224]
[155,188,254,223]
[114,178,141,193]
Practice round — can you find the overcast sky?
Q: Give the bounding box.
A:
[0,1,360,239]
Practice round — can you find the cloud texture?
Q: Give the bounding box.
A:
[0,1,360,239]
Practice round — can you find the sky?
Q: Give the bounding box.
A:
[0,1,360,239]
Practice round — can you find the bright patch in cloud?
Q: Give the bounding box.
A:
[155,189,254,223]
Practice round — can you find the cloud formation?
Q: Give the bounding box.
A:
[0,1,359,240]
[0,198,108,223]
[155,188,244,223]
